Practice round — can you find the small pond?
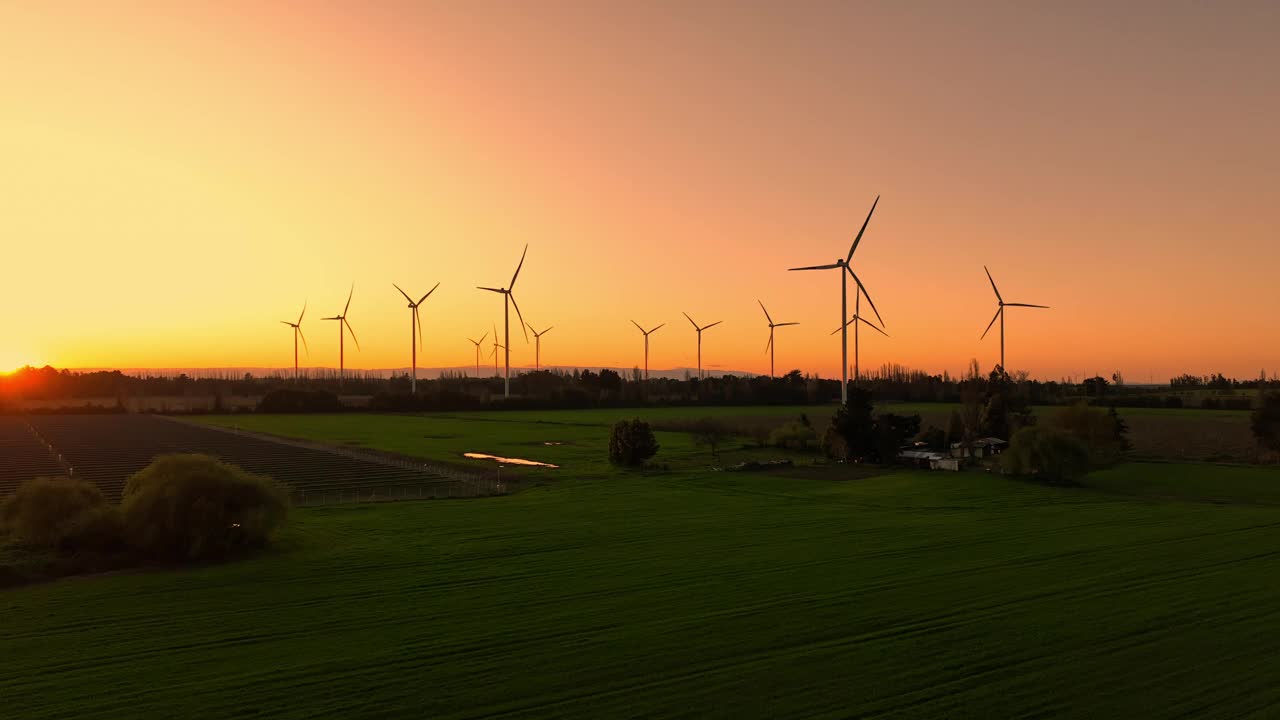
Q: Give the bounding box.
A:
[463,452,559,468]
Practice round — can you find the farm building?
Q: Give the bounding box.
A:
[898,449,961,472]
[950,437,1007,459]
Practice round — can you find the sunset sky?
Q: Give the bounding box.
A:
[3,2,1277,380]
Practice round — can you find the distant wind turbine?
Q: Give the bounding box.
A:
[758,300,799,379]
[981,266,1049,372]
[630,320,665,380]
[682,312,723,380]
[831,290,889,382]
[490,324,504,378]
[527,323,554,370]
[321,285,360,388]
[787,195,885,404]
[393,282,440,393]
[477,244,529,397]
[467,331,488,377]
[279,302,308,381]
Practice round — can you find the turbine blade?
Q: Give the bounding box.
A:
[479,331,488,344]
[858,315,889,337]
[344,318,361,350]
[758,300,773,324]
[788,263,841,271]
[848,268,885,328]
[280,320,293,326]
[984,266,1003,303]
[631,319,645,333]
[297,326,310,356]
[683,312,698,329]
[704,320,723,330]
[298,301,306,325]
[393,283,413,304]
[764,333,772,353]
[775,322,800,327]
[846,194,880,262]
[542,326,553,335]
[509,294,529,342]
[510,243,528,288]
[418,282,440,304]
[343,283,354,316]
[477,286,504,293]
[651,323,665,333]
[415,306,423,349]
[1005,302,1050,308]
[321,316,341,321]
[980,306,1002,339]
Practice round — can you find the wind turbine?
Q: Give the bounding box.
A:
[467,331,488,377]
[981,266,1049,372]
[831,292,889,382]
[489,324,504,378]
[787,195,885,404]
[527,323,554,370]
[393,282,440,393]
[630,321,665,380]
[321,285,360,389]
[682,312,723,380]
[758,300,798,379]
[279,302,308,381]
[477,244,529,397]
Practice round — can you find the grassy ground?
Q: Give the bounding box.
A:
[5,462,1280,718]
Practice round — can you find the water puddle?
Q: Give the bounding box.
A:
[463,452,559,468]
[543,441,563,446]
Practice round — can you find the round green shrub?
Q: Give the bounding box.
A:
[121,454,290,560]
[1,477,120,550]
[609,419,660,466]
[1001,426,1091,484]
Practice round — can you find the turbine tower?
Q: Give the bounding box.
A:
[630,321,665,380]
[682,312,723,380]
[787,195,885,404]
[981,266,1049,372]
[477,244,529,397]
[393,282,440,393]
[758,300,798,379]
[279,302,308,381]
[527,323,554,370]
[321,285,360,389]
[831,294,889,382]
[467,331,488,377]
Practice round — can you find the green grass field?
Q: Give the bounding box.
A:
[6,410,1280,718]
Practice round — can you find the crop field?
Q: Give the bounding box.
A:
[4,415,498,503]
[5,451,1280,718]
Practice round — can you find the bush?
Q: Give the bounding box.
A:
[1049,403,1127,465]
[121,454,290,560]
[689,418,734,461]
[1001,427,1091,484]
[0,477,122,550]
[770,421,819,451]
[917,425,948,452]
[1253,393,1280,454]
[608,419,660,466]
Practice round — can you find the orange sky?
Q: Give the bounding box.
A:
[3,2,1278,380]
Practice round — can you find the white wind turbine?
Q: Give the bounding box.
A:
[393,282,440,393]
[467,331,488,377]
[831,292,889,382]
[321,285,360,389]
[981,266,1049,372]
[527,323,554,370]
[682,312,723,380]
[787,196,885,404]
[279,302,308,381]
[630,320,665,380]
[758,300,799,379]
[477,245,529,397]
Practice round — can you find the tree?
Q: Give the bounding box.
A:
[980,366,1034,440]
[946,410,965,449]
[1049,403,1125,465]
[609,419,660,466]
[876,413,922,461]
[690,418,733,462]
[122,454,289,560]
[918,425,948,452]
[1001,427,1090,484]
[1251,393,1280,455]
[823,388,877,462]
